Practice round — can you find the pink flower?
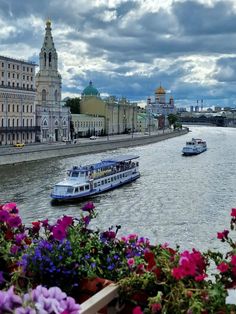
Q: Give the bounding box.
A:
[127,258,135,267]
[10,244,19,254]
[231,255,236,266]
[52,225,67,241]
[217,262,229,273]
[172,267,184,279]
[7,215,22,228]
[60,216,73,228]
[133,306,143,314]
[2,202,18,213]
[231,208,236,217]
[151,303,162,313]
[0,209,10,222]
[195,274,207,281]
[217,230,229,240]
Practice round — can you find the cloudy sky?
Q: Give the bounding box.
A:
[1,0,236,108]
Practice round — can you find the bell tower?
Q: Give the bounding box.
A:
[35,20,61,106]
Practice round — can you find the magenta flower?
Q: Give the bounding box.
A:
[10,244,20,254]
[217,262,229,273]
[0,209,10,222]
[2,202,19,214]
[217,230,229,240]
[82,201,95,212]
[127,258,135,267]
[133,306,143,314]
[52,225,67,241]
[59,216,73,229]
[7,216,22,228]
[231,208,236,217]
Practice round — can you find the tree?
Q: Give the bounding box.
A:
[65,98,81,114]
[167,114,178,128]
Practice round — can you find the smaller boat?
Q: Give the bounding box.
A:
[182,138,207,156]
[51,155,140,202]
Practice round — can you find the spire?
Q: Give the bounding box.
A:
[42,19,55,50]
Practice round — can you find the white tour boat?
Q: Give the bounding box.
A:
[51,155,140,202]
[182,138,207,156]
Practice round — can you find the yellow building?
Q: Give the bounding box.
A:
[80,81,137,134]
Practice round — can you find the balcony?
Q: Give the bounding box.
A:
[0,83,36,92]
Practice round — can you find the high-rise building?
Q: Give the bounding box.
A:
[35,20,70,142]
[0,56,37,145]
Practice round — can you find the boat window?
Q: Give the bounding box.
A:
[101,180,104,185]
[107,178,110,183]
[97,181,101,186]
[75,187,79,193]
[94,183,97,188]
[105,179,107,184]
[67,187,74,193]
[85,185,89,190]
[111,177,113,182]
[71,172,78,177]
[80,186,84,192]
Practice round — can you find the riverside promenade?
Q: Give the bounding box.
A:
[0,128,188,166]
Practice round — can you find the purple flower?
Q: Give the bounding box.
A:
[0,209,10,222]
[7,215,22,228]
[52,225,67,241]
[82,201,95,212]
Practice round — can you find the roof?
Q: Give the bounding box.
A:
[102,155,139,163]
[70,155,139,172]
[82,81,99,96]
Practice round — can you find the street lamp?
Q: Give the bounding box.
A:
[107,118,109,141]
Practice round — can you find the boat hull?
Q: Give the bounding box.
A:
[182,148,207,156]
[51,173,140,202]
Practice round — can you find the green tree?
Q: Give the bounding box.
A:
[167,114,178,128]
[65,97,81,114]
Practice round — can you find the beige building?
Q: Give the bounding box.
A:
[72,114,105,137]
[80,81,138,134]
[0,56,37,145]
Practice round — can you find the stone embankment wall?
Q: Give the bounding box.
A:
[0,129,188,166]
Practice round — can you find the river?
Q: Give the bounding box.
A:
[1,125,236,252]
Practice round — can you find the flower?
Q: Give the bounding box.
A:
[52,225,67,241]
[217,262,229,273]
[82,201,95,212]
[231,208,236,217]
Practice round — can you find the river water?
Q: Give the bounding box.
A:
[1,125,236,252]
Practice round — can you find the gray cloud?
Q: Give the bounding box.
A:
[0,0,236,107]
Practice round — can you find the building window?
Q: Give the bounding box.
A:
[8,104,10,112]
[1,72,3,77]
[12,104,14,112]
[12,119,15,127]
[1,118,3,127]
[17,83,19,87]
[13,65,15,69]
[17,65,19,70]
[31,68,33,72]
[23,75,25,80]
[8,64,10,69]
[12,73,15,78]
[22,119,24,127]
[8,82,10,86]
[30,119,32,126]
[23,105,24,113]
[23,66,25,71]
[54,90,58,101]
[27,76,29,80]
[23,83,25,88]
[12,82,15,87]
[17,105,19,112]
[27,67,29,72]
[42,89,46,101]
[1,81,4,85]
[30,105,32,112]
[8,119,10,127]
[2,62,4,67]
[17,119,19,127]
[8,73,10,78]
[17,74,19,79]
[2,104,4,112]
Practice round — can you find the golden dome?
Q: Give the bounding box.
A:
[155,85,166,95]
[46,19,51,27]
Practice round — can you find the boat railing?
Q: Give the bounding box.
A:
[80,283,120,314]
[90,163,138,180]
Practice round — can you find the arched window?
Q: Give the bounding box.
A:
[54,90,58,102]
[43,119,48,126]
[42,89,46,101]
[44,52,46,66]
[49,52,52,67]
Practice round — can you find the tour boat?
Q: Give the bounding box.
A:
[182,138,207,156]
[51,155,140,202]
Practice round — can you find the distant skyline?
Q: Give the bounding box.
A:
[1,0,236,107]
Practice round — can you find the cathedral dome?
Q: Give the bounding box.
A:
[155,85,166,95]
[82,81,100,96]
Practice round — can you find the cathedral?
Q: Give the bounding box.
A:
[147,85,176,117]
[35,20,70,142]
